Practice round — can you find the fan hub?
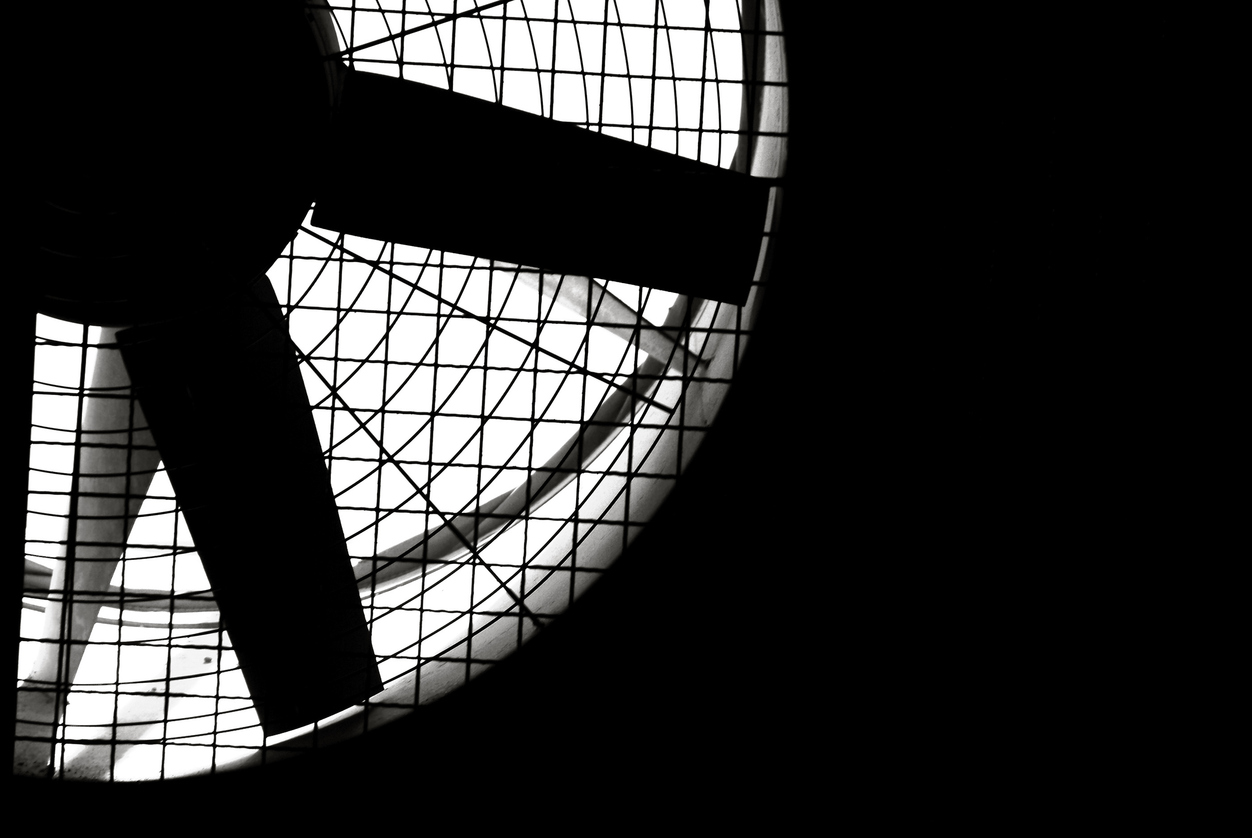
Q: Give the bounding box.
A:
[33,5,335,325]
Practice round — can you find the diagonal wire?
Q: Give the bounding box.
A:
[240,281,544,629]
[300,226,674,414]
[326,0,515,59]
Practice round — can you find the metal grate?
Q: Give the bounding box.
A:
[16,0,787,781]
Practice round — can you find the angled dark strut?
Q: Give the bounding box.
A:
[312,69,769,305]
[117,275,382,735]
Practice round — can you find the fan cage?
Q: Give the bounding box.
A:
[16,0,787,780]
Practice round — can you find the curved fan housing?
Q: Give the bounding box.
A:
[14,0,788,781]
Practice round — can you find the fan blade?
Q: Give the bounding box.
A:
[311,69,769,305]
[17,330,160,770]
[116,276,382,736]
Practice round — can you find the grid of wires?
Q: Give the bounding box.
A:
[16,0,783,780]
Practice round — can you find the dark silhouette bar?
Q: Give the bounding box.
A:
[117,276,382,735]
[313,69,769,305]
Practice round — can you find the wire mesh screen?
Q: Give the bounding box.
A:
[17,0,786,781]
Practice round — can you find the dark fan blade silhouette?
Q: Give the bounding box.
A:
[26,3,378,742]
[312,69,769,305]
[117,277,382,735]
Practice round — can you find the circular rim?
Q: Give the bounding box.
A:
[16,0,789,781]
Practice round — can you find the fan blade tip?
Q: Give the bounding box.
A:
[254,665,384,737]
[317,71,772,298]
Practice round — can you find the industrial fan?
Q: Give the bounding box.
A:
[15,0,788,781]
